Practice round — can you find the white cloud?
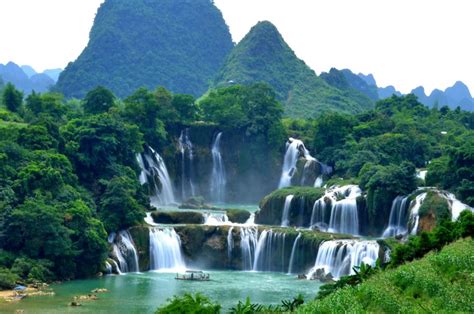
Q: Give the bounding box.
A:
[0,0,472,94]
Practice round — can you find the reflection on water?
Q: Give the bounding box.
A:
[5,271,321,313]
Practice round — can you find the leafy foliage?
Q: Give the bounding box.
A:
[155,293,221,314]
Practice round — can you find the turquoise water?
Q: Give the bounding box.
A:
[3,271,321,313]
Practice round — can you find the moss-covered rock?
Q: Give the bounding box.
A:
[226,209,251,223]
[256,187,325,226]
[151,211,204,224]
[128,226,150,271]
[418,192,450,232]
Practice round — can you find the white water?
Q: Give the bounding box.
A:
[307,240,380,280]
[139,146,176,206]
[443,191,473,221]
[179,129,196,200]
[281,195,295,227]
[227,227,234,259]
[144,212,159,226]
[314,176,323,188]
[204,212,230,225]
[112,230,139,273]
[382,196,410,238]
[240,227,259,270]
[210,132,226,203]
[278,138,316,188]
[416,169,428,181]
[310,185,361,235]
[408,193,427,235]
[105,261,112,274]
[149,228,186,272]
[253,230,287,272]
[288,233,302,274]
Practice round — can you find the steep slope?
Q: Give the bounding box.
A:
[56,0,233,98]
[213,21,373,117]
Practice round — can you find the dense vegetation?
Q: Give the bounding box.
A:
[55,0,233,98]
[0,82,285,286]
[213,21,374,118]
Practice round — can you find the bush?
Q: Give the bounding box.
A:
[0,267,19,290]
[156,293,221,314]
[226,209,251,224]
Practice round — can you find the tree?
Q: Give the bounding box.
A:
[2,83,23,113]
[83,86,115,115]
[172,94,198,122]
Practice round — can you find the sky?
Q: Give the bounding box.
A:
[0,0,472,94]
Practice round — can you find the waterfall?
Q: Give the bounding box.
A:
[149,228,186,272]
[307,240,380,280]
[138,146,176,206]
[245,213,255,225]
[179,129,197,200]
[281,195,295,227]
[210,132,226,203]
[310,185,361,235]
[144,212,159,226]
[240,227,259,270]
[203,212,230,225]
[253,230,287,272]
[105,261,112,275]
[278,138,316,188]
[382,196,410,238]
[408,192,427,235]
[227,227,234,259]
[111,230,139,273]
[314,176,323,188]
[443,191,473,221]
[109,259,121,275]
[288,233,302,274]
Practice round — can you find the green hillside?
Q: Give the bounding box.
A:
[213,21,373,117]
[55,0,233,98]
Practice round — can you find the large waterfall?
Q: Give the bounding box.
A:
[382,196,410,237]
[240,227,259,270]
[288,233,302,274]
[137,146,176,206]
[149,228,186,272]
[253,230,287,272]
[278,138,316,188]
[307,240,380,280]
[281,195,295,227]
[110,231,140,273]
[179,129,197,200]
[310,185,362,235]
[210,132,226,203]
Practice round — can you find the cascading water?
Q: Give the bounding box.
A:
[288,233,302,274]
[149,228,186,272]
[240,227,258,270]
[408,193,427,235]
[382,196,410,238]
[310,185,361,235]
[111,231,140,273]
[138,146,176,206]
[179,129,197,200]
[105,261,112,275]
[314,176,323,188]
[204,212,230,225]
[144,212,159,226]
[307,240,380,280]
[227,227,234,259]
[443,191,473,221]
[278,138,316,188]
[253,230,287,272]
[281,195,295,227]
[210,132,226,203]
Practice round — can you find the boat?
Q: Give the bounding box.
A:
[175,270,210,281]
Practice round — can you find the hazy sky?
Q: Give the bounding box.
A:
[0,0,472,94]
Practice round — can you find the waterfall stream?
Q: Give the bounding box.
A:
[149,228,186,272]
[204,212,230,225]
[111,231,140,273]
[179,129,197,200]
[288,233,302,274]
[278,138,316,188]
[281,195,294,227]
[138,146,176,206]
[227,227,234,260]
[382,196,410,237]
[210,132,226,203]
[253,230,287,272]
[240,227,259,270]
[307,240,379,280]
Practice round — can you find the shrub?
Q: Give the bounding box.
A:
[0,267,19,290]
[156,293,221,314]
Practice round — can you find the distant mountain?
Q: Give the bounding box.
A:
[42,69,62,82]
[213,21,373,117]
[56,0,234,99]
[357,73,377,87]
[0,62,55,94]
[410,81,473,111]
[21,65,37,78]
[321,68,379,101]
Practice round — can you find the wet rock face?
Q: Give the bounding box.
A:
[151,211,204,224]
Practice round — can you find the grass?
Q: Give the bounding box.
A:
[298,238,474,313]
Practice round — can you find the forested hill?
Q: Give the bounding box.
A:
[55,0,233,99]
[212,21,374,117]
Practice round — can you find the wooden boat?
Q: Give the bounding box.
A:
[175,270,210,281]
